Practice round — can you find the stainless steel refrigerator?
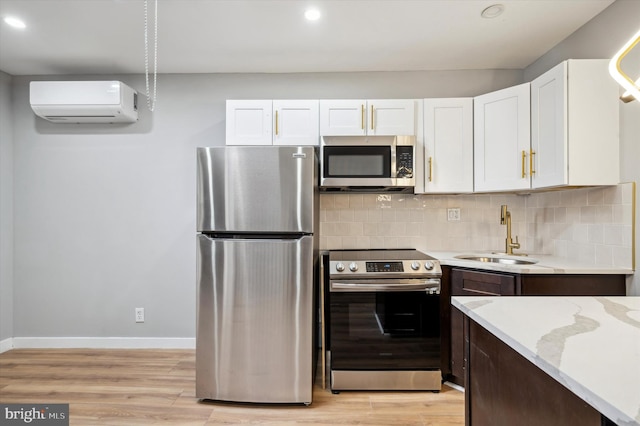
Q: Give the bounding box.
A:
[196,146,317,405]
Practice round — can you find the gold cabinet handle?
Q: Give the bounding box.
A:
[428,156,433,182]
[370,105,374,130]
[530,150,536,175]
[361,104,365,130]
[521,150,526,178]
[275,110,279,136]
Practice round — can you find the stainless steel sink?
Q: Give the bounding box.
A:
[454,255,538,265]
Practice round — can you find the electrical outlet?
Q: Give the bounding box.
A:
[135,307,145,323]
[447,208,461,222]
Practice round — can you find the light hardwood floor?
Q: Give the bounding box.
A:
[0,349,464,425]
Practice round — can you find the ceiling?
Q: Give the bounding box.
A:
[0,0,616,76]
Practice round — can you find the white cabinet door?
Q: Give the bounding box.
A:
[531,59,619,189]
[320,99,415,136]
[273,100,319,146]
[226,100,273,145]
[422,98,473,193]
[319,100,366,136]
[531,62,567,188]
[368,99,415,135]
[474,83,531,192]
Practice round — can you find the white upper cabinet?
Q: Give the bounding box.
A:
[319,100,365,136]
[370,100,415,135]
[320,99,415,136]
[272,100,319,146]
[531,59,619,189]
[473,83,531,192]
[531,62,565,188]
[226,100,272,145]
[420,98,473,193]
[226,100,319,146]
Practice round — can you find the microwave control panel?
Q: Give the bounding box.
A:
[396,146,413,178]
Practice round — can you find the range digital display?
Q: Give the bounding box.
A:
[366,261,404,272]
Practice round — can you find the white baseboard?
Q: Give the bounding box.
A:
[0,338,14,353]
[6,337,195,350]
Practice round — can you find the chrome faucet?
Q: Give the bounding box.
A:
[500,205,521,255]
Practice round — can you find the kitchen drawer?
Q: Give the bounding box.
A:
[452,269,516,296]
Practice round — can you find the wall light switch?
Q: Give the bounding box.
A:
[447,208,461,221]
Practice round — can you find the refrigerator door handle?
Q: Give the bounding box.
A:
[200,233,311,240]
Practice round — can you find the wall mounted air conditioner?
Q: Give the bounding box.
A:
[30,81,138,123]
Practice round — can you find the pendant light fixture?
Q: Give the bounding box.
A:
[144,0,158,111]
[609,29,640,103]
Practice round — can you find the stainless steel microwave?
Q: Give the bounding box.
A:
[320,135,415,192]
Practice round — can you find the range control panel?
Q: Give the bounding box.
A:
[330,259,440,278]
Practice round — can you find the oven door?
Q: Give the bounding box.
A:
[328,279,440,371]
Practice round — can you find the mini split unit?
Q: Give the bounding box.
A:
[29,81,138,123]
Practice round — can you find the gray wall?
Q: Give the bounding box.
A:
[1,71,14,343]
[524,0,640,295]
[5,0,640,342]
[10,70,522,339]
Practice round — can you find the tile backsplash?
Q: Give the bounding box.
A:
[319,183,635,268]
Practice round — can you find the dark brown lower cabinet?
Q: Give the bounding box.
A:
[449,268,515,384]
[465,318,615,426]
[446,266,626,386]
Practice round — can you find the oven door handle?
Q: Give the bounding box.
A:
[330,279,440,292]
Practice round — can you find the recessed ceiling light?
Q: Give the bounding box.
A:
[304,8,321,21]
[481,4,504,19]
[3,15,26,29]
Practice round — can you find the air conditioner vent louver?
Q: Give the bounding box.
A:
[30,81,138,123]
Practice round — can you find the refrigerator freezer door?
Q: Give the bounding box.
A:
[197,146,316,233]
[196,234,314,404]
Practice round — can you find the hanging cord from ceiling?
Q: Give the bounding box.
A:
[144,0,158,111]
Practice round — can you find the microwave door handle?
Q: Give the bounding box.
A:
[391,143,397,179]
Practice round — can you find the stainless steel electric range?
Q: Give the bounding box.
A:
[325,249,443,392]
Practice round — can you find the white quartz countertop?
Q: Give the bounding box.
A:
[429,251,634,274]
[452,296,640,426]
